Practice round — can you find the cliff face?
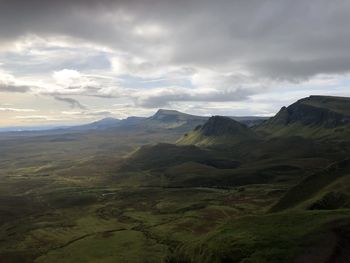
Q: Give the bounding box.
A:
[256,96,350,138]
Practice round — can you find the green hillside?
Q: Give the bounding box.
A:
[271,159,350,212]
[122,143,214,171]
[177,116,258,146]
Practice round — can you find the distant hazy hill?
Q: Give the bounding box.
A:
[149,109,207,123]
[256,95,350,139]
[177,116,258,146]
[66,109,267,133]
[70,117,121,131]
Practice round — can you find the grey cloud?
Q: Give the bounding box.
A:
[0,83,32,93]
[0,48,111,75]
[136,88,253,108]
[53,96,87,109]
[250,57,350,80]
[1,0,350,80]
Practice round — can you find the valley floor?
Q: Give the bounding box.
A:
[0,176,285,262]
[1,172,350,262]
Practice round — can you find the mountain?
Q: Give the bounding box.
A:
[121,96,350,189]
[67,109,208,133]
[0,109,268,135]
[256,95,350,139]
[149,109,207,122]
[144,109,209,131]
[177,116,258,146]
[62,110,268,133]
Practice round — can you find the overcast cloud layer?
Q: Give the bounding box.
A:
[1,0,350,126]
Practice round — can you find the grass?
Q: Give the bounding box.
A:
[0,184,283,262]
[36,230,168,263]
[168,210,350,263]
[271,159,350,212]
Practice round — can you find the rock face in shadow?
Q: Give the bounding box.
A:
[264,96,350,128]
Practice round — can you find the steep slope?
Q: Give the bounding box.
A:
[177,116,258,146]
[256,96,350,139]
[271,159,350,212]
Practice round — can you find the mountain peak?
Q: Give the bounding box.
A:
[153,109,182,117]
[149,109,208,126]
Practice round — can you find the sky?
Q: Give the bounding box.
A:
[1,0,350,127]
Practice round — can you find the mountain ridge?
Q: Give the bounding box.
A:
[255,95,350,139]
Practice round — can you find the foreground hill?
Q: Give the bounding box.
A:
[256,95,350,140]
[271,159,350,212]
[177,116,258,146]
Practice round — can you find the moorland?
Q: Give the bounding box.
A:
[1,95,350,262]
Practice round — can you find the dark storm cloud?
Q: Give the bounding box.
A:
[1,0,350,80]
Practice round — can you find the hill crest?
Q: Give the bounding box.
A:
[177,115,257,146]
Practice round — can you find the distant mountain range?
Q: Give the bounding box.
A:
[70,109,268,132]
[0,109,264,134]
[0,109,269,133]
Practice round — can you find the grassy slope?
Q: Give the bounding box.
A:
[169,210,350,263]
[271,159,350,212]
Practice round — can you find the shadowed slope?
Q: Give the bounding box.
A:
[256,96,350,139]
[177,116,258,146]
[271,159,350,212]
